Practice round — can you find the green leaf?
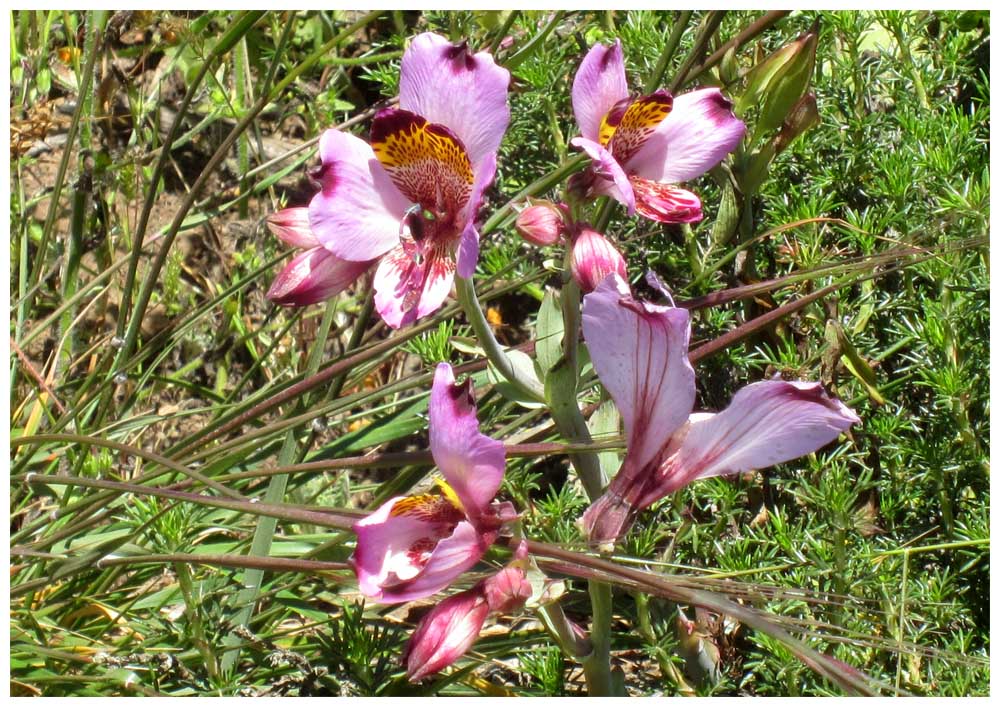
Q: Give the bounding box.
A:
[535,289,564,376]
[488,350,546,409]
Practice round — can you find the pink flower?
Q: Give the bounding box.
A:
[569,224,627,293]
[570,40,745,223]
[265,207,374,306]
[580,274,860,545]
[307,33,510,328]
[515,200,567,246]
[352,363,513,603]
[403,543,531,682]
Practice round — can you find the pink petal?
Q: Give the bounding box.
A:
[352,495,465,601]
[572,40,629,144]
[631,179,703,223]
[429,363,505,516]
[581,274,695,471]
[570,137,636,215]
[626,88,746,183]
[308,129,410,263]
[640,381,860,506]
[266,207,318,248]
[404,588,490,682]
[265,247,372,307]
[457,151,497,278]
[380,521,492,603]
[373,241,457,329]
[399,32,510,173]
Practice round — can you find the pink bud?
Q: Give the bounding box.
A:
[482,565,531,615]
[403,589,490,682]
[570,226,627,293]
[266,247,372,307]
[515,201,566,246]
[266,207,318,249]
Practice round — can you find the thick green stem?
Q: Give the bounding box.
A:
[456,276,544,402]
[581,580,615,695]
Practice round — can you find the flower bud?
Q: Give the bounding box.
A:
[403,588,490,682]
[482,545,531,614]
[773,92,820,155]
[515,200,566,246]
[266,207,318,249]
[570,226,627,293]
[266,247,372,307]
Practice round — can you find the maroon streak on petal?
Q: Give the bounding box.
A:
[640,381,860,506]
[581,274,696,472]
[631,179,703,224]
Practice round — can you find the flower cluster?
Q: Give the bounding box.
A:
[265,31,859,684]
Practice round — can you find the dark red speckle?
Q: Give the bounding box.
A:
[445,40,477,72]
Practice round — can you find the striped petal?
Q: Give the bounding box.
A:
[373,240,456,329]
[604,91,673,165]
[266,247,372,307]
[639,381,860,506]
[581,273,695,471]
[571,137,636,216]
[631,178,703,223]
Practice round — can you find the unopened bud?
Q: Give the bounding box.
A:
[570,226,627,293]
[403,588,490,682]
[773,92,820,155]
[266,207,319,249]
[515,200,566,246]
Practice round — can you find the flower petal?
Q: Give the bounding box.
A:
[641,381,860,505]
[371,108,474,216]
[309,129,410,262]
[353,494,466,601]
[404,588,490,682]
[399,32,510,172]
[631,178,703,223]
[570,137,636,215]
[626,88,746,183]
[572,40,629,144]
[266,247,372,307]
[429,362,505,516]
[605,91,673,164]
[380,520,492,603]
[457,151,497,278]
[570,225,627,293]
[581,273,695,471]
[267,207,318,248]
[373,240,457,329]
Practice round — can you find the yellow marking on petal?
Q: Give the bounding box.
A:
[434,477,466,514]
[372,117,473,187]
[600,93,673,161]
[389,494,441,517]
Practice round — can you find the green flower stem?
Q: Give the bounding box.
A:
[219,298,340,673]
[456,275,545,402]
[643,11,693,93]
[581,580,616,696]
[175,561,220,681]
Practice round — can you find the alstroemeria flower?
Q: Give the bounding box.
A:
[353,363,513,603]
[580,274,860,545]
[307,32,510,328]
[403,543,531,682]
[265,207,374,306]
[570,40,745,223]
